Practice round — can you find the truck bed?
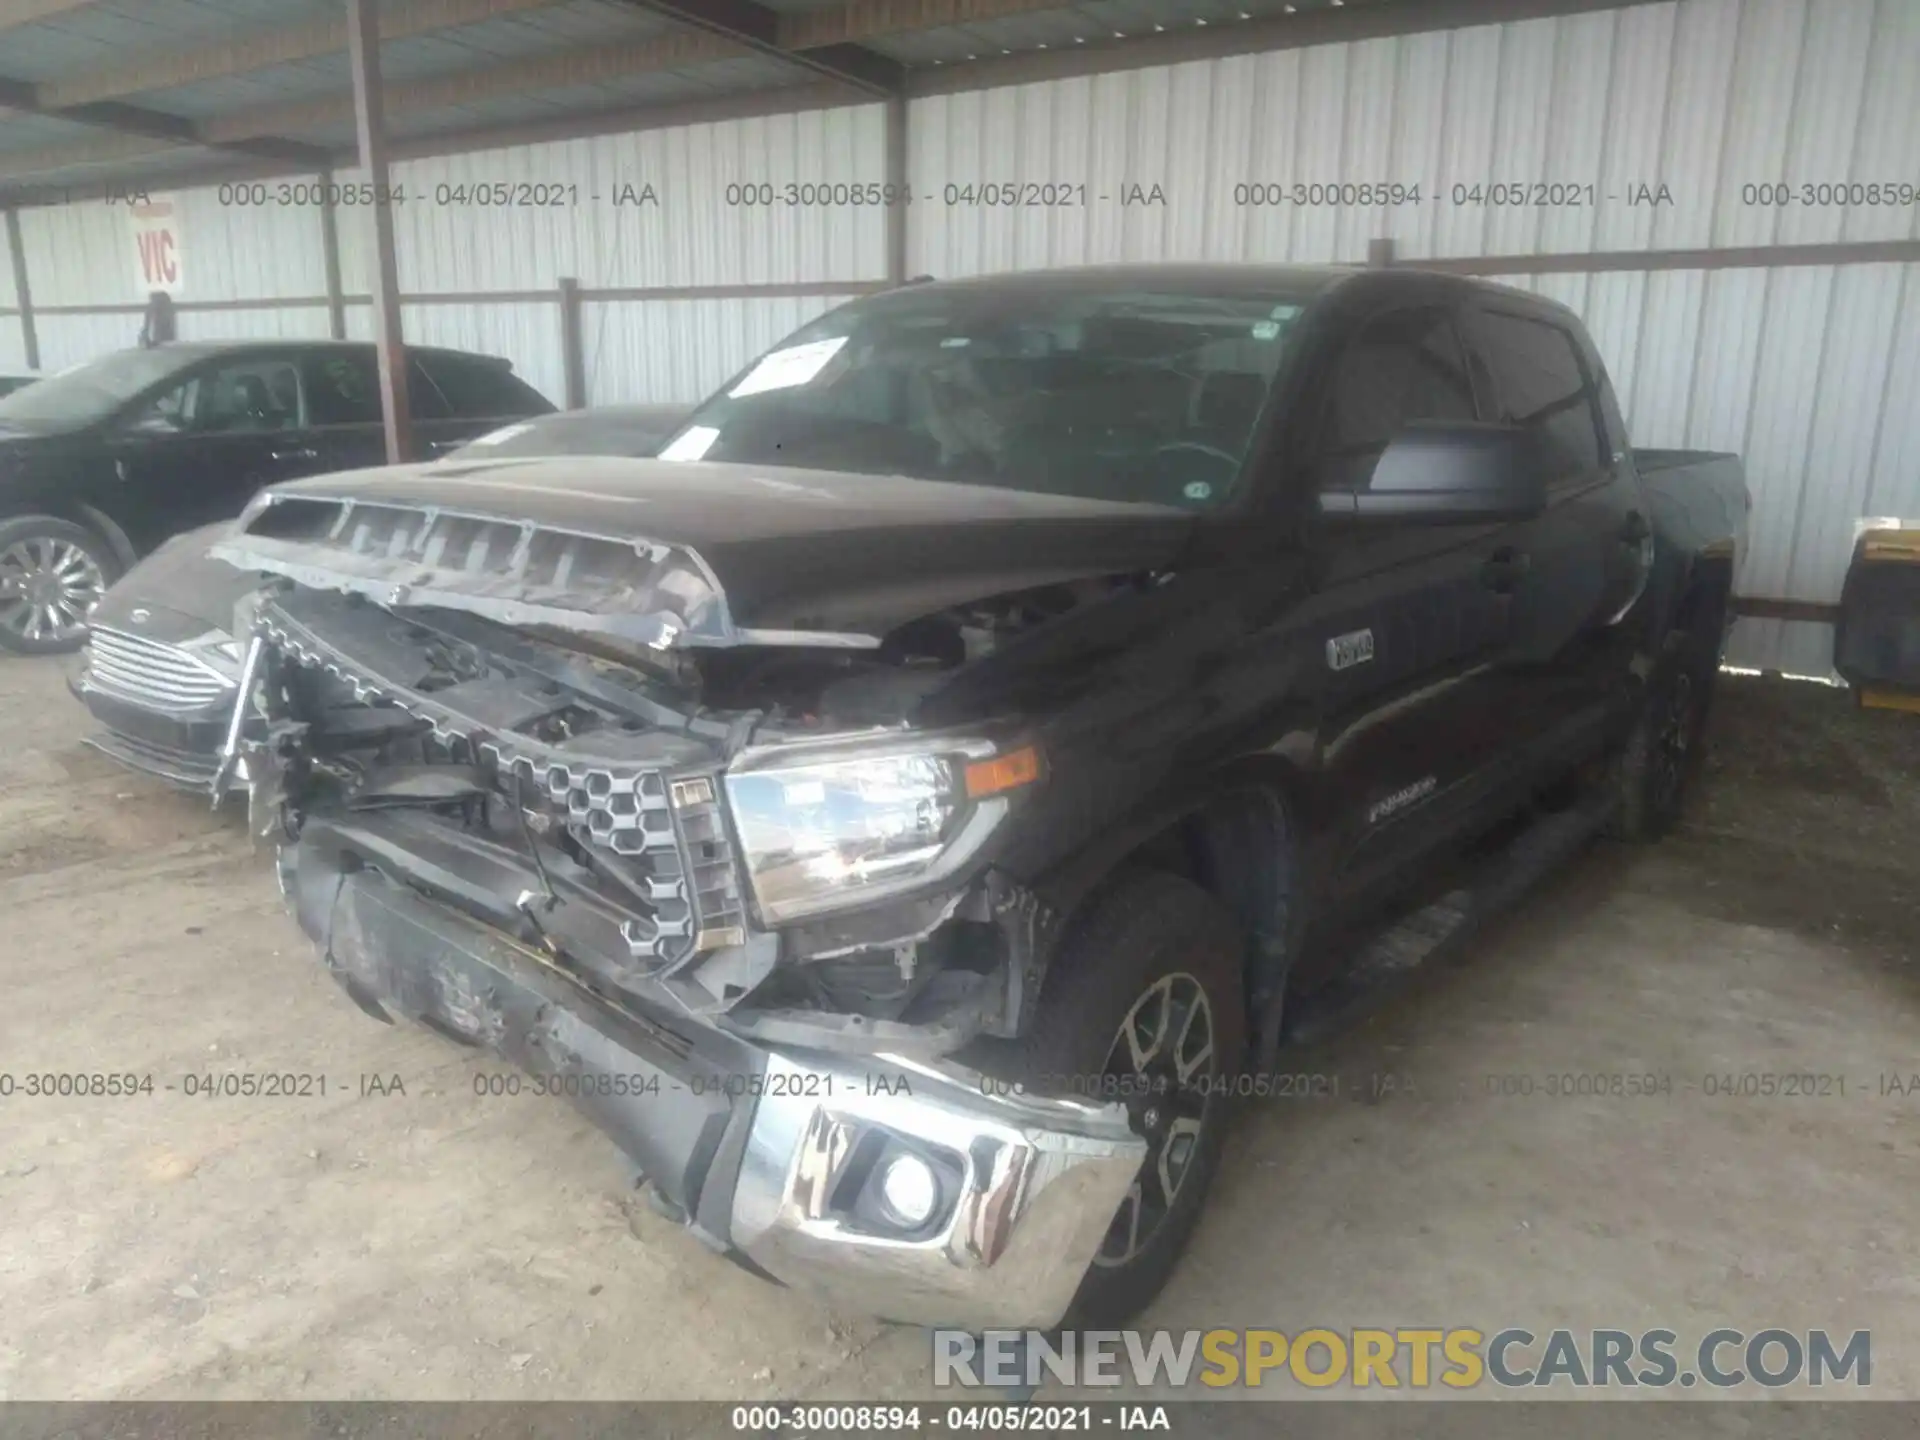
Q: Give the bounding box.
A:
[1635,448,1749,565]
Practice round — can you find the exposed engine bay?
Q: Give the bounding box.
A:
[234,569,1131,1055]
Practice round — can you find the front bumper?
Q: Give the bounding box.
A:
[70,670,238,792]
[283,827,1144,1331]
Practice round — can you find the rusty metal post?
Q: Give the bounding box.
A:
[5,207,39,371]
[883,95,908,284]
[557,276,585,409]
[317,169,347,341]
[347,0,413,463]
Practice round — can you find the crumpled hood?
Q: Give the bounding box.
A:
[212,455,1197,648]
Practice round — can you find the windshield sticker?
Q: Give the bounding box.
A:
[1270,303,1303,321]
[657,425,719,463]
[468,422,533,447]
[1184,481,1213,501]
[728,336,849,399]
[1250,321,1280,340]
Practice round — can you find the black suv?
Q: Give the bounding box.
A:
[210,264,1747,1330]
[0,340,553,652]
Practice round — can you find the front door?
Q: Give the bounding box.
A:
[110,352,330,534]
[1459,303,1652,776]
[1292,304,1533,909]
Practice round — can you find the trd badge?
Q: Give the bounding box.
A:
[1325,628,1375,671]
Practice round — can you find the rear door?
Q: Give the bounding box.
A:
[1298,302,1533,903]
[1459,303,1651,769]
[298,347,390,473]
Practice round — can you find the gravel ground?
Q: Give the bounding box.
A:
[1,655,1915,1406]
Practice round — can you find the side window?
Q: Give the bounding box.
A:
[1316,307,1478,492]
[130,359,303,435]
[302,352,382,427]
[1469,310,1606,482]
[414,354,551,419]
[406,357,453,420]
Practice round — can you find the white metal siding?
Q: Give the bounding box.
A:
[32,312,142,372]
[402,301,568,411]
[29,304,337,371]
[16,185,329,306]
[907,0,1919,271]
[334,105,889,295]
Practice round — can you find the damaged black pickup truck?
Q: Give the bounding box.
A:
[208,265,1748,1330]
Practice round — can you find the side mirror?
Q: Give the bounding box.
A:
[1322,422,1546,524]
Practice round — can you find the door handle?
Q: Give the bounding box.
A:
[1481,547,1531,592]
[270,446,318,462]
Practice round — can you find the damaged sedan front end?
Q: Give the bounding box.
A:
[210,471,1178,1329]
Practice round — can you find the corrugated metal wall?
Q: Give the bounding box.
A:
[329,105,889,401]
[16,185,331,304]
[336,106,888,293]
[905,0,1920,671]
[3,0,1914,675]
[7,105,890,388]
[907,0,1919,268]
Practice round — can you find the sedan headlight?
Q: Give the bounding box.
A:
[723,738,1040,924]
[178,630,245,681]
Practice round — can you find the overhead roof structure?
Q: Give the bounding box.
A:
[0,0,1641,206]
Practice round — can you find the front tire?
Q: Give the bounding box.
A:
[1011,872,1247,1327]
[0,515,120,655]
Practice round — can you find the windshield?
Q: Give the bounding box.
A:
[657,284,1311,509]
[0,348,196,427]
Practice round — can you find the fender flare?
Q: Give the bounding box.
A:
[71,501,141,573]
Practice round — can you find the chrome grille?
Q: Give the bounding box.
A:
[260,610,744,969]
[85,628,235,712]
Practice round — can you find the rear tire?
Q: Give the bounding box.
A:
[1608,635,1715,842]
[1011,871,1248,1327]
[0,514,121,655]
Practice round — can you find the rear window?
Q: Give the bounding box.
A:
[302,352,382,426]
[413,354,554,420]
[1470,310,1605,480]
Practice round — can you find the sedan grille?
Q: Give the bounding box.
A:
[85,627,235,712]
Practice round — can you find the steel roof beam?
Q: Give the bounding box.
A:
[198,31,742,144]
[0,0,97,36]
[0,75,330,167]
[36,0,571,110]
[610,0,904,96]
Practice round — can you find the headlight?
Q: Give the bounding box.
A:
[723,738,1040,924]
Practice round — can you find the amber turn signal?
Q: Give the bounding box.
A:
[963,745,1043,798]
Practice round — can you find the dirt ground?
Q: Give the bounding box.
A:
[1,652,1916,1404]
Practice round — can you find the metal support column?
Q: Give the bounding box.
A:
[317,170,347,341]
[557,276,585,409]
[347,0,413,463]
[883,96,908,284]
[4,208,40,372]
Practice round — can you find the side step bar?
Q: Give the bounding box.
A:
[1283,792,1619,1047]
